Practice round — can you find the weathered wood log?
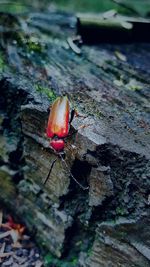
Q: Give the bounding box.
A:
[79,217,150,267]
[0,10,150,266]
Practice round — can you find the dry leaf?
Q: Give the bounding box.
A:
[0,251,13,258]
[0,231,11,239]
[12,241,22,249]
[1,256,13,266]
[35,260,43,267]
[67,37,81,54]
[115,51,127,61]
[13,254,27,264]
[6,216,25,235]
[0,242,6,263]
[10,229,20,243]
[0,242,6,253]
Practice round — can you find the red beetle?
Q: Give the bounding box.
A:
[46,96,69,152]
[45,96,88,190]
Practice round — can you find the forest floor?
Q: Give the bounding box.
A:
[0,210,44,267]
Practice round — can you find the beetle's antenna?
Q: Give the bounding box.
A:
[60,154,89,190]
[43,158,57,186]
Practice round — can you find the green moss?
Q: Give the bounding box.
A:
[52,0,125,14]
[44,253,78,267]
[87,243,94,257]
[0,170,16,201]
[1,0,148,16]
[116,207,126,216]
[70,257,78,265]
[44,254,54,265]
[0,137,8,162]
[125,79,142,91]
[0,52,6,71]
[26,39,44,53]
[0,2,29,13]
[87,248,92,257]
[35,84,57,101]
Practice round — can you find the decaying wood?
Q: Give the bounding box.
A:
[80,217,150,267]
[0,10,150,267]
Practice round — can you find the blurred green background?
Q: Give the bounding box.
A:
[0,0,150,17]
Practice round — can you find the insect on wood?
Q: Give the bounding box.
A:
[44,96,89,190]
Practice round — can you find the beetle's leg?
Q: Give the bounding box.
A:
[60,154,89,190]
[68,109,77,138]
[47,102,53,113]
[43,158,57,186]
[70,109,87,125]
[77,123,93,131]
[69,109,76,125]
[67,122,93,139]
[69,109,88,138]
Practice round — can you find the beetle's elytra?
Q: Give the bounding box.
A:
[47,96,69,151]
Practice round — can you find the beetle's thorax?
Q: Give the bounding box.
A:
[50,138,65,152]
